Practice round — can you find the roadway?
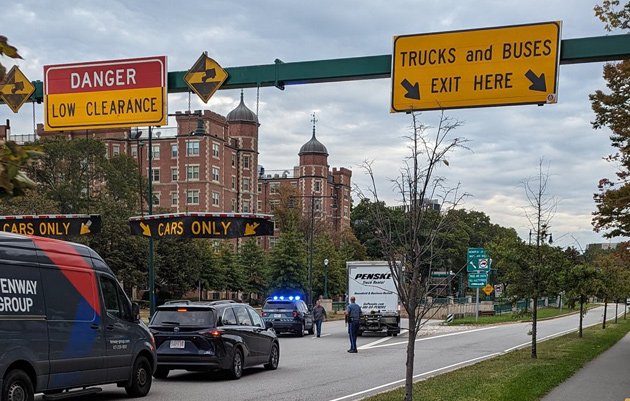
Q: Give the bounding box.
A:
[40,304,623,401]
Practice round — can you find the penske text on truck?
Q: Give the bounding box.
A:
[346,261,401,336]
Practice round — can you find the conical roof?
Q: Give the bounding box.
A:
[226,91,258,124]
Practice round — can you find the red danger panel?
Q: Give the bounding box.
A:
[45,56,166,94]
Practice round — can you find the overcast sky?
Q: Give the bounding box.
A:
[1,0,625,250]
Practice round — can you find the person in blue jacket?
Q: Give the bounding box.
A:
[345,296,361,353]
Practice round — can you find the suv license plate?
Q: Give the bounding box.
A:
[170,340,185,349]
[274,314,282,318]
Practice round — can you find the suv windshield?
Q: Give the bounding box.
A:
[152,309,215,326]
[263,301,296,310]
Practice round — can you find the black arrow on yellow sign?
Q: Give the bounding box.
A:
[525,70,546,92]
[401,79,420,100]
[185,53,229,103]
[0,65,35,113]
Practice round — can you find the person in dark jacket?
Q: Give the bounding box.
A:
[312,299,327,337]
[345,296,361,353]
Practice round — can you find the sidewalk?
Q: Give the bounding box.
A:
[540,331,630,401]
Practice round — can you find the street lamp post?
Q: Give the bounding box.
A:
[147,126,156,317]
[324,258,329,298]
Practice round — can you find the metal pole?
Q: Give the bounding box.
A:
[324,259,329,298]
[148,126,156,317]
[475,288,480,322]
[308,196,314,308]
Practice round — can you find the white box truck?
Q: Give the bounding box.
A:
[347,261,401,336]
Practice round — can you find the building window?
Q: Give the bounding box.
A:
[231,154,236,167]
[257,200,262,212]
[187,165,200,180]
[171,167,178,182]
[212,167,220,182]
[270,182,279,194]
[131,145,138,157]
[151,144,160,160]
[270,200,279,211]
[187,190,200,205]
[186,140,200,156]
[170,192,178,206]
[212,192,220,207]
[112,144,120,156]
[314,199,322,211]
[151,168,160,183]
[231,176,236,190]
[257,183,262,193]
[212,143,220,158]
[242,200,251,213]
[314,180,322,192]
[152,192,160,206]
[231,199,237,212]
[344,205,349,217]
[243,178,250,192]
[243,155,250,169]
[171,143,178,158]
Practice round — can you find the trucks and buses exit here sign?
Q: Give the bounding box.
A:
[44,56,167,131]
[391,21,561,112]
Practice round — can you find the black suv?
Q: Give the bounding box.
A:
[261,296,314,337]
[148,300,279,380]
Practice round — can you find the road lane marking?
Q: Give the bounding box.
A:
[328,352,502,401]
[312,333,332,338]
[362,325,500,349]
[358,331,409,350]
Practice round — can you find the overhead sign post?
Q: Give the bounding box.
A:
[0,214,102,237]
[0,66,35,113]
[184,53,228,103]
[391,21,561,112]
[44,56,167,131]
[128,212,275,240]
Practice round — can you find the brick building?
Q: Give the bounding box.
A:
[28,94,352,247]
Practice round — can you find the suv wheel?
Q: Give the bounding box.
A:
[125,355,152,397]
[297,322,305,337]
[264,343,279,370]
[2,369,34,401]
[153,367,169,379]
[227,348,243,380]
[307,323,314,335]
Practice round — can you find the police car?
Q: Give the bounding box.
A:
[261,295,314,337]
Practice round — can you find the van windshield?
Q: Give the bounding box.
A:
[152,310,214,327]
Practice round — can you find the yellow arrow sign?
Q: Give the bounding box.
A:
[80,220,92,235]
[244,222,259,236]
[0,65,35,113]
[185,53,228,103]
[391,21,561,112]
[140,222,152,237]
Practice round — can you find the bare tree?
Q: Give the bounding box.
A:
[357,111,467,401]
[522,158,558,358]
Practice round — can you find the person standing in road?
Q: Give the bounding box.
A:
[312,299,327,337]
[345,296,361,353]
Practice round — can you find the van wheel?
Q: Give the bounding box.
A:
[227,349,243,380]
[125,356,152,397]
[264,343,279,370]
[2,369,34,401]
[153,367,169,379]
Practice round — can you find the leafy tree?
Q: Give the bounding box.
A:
[1,188,58,215]
[217,242,244,299]
[154,238,207,299]
[238,238,268,304]
[350,198,404,258]
[312,232,339,299]
[562,262,601,337]
[590,1,630,238]
[268,230,307,295]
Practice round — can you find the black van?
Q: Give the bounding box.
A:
[0,232,156,400]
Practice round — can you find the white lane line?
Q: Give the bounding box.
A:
[328,352,502,401]
[311,333,332,339]
[363,325,500,349]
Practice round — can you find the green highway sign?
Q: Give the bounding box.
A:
[467,247,491,272]
[468,272,488,288]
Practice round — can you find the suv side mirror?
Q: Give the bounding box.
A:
[132,303,141,323]
[265,321,273,330]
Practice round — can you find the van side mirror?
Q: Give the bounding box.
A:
[132,303,141,323]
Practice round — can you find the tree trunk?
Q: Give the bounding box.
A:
[531,296,537,359]
[602,300,608,329]
[404,306,417,401]
[579,295,584,338]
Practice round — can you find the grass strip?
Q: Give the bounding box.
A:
[449,304,604,325]
[368,317,630,401]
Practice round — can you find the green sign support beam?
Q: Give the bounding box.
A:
[18,34,630,104]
